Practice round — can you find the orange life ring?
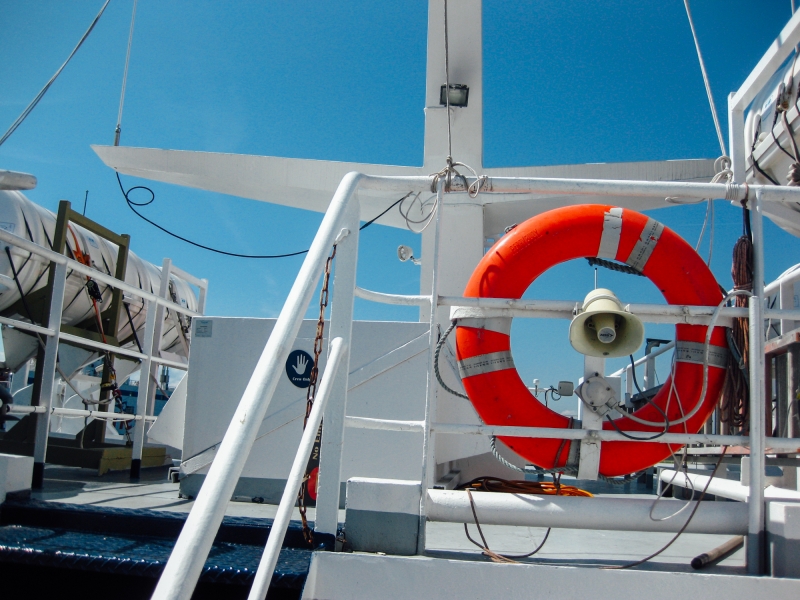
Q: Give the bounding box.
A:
[455,205,728,478]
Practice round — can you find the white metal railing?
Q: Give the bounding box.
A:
[0,224,206,483]
[146,11,800,590]
[609,340,674,376]
[0,228,200,318]
[443,295,800,326]
[344,415,800,452]
[5,404,156,422]
[248,337,347,600]
[354,285,430,306]
[153,164,800,597]
[151,173,433,600]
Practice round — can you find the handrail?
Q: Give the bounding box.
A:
[346,415,426,432]
[0,315,55,337]
[248,337,347,600]
[343,415,800,452]
[0,227,199,318]
[444,295,800,325]
[151,171,368,600]
[147,169,798,594]
[476,176,800,204]
[429,422,800,453]
[58,331,188,370]
[764,265,800,298]
[5,404,157,422]
[608,341,675,377]
[354,286,430,307]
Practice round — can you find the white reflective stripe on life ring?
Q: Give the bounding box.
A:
[625,217,664,271]
[597,207,623,259]
[674,341,729,369]
[457,351,515,379]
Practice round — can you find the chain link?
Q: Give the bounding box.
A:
[298,244,337,545]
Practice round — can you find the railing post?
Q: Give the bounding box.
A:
[249,338,347,600]
[151,172,363,600]
[417,179,444,553]
[747,188,767,575]
[728,92,746,184]
[146,259,171,417]
[130,298,158,479]
[314,197,360,543]
[32,261,68,489]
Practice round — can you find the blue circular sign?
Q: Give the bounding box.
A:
[286,350,313,388]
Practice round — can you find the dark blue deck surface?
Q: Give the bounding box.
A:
[0,499,313,591]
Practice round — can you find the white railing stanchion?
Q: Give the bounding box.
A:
[315,198,360,542]
[150,171,365,600]
[145,259,171,419]
[747,189,767,575]
[130,298,158,479]
[417,179,444,554]
[609,342,674,377]
[248,337,347,600]
[354,286,431,306]
[31,260,68,489]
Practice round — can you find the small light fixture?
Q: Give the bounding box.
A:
[440,84,469,108]
[397,245,421,265]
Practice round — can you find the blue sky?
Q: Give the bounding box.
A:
[1,1,799,411]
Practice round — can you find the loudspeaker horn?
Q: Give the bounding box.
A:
[569,288,644,358]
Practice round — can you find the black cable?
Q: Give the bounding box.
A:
[743,203,752,239]
[116,172,409,259]
[750,123,780,185]
[605,411,668,441]
[122,302,144,354]
[629,354,643,394]
[5,246,42,329]
[359,194,410,230]
[117,173,308,258]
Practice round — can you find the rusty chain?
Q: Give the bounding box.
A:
[298,244,337,544]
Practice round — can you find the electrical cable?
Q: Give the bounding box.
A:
[613,291,748,430]
[0,0,111,148]
[629,354,643,394]
[648,447,697,523]
[602,446,728,570]
[750,120,781,185]
[463,488,551,564]
[116,172,409,258]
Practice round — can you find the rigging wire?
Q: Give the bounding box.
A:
[116,172,408,258]
[0,0,111,148]
[115,0,139,146]
[443,0,452,159]
[683,0,726,156]
[681,1,731,266]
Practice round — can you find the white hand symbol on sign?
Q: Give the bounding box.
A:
[293,354,308,375]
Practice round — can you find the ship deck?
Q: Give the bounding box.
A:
[28,464,745,573]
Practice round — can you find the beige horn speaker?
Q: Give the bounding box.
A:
[569,288,644,358]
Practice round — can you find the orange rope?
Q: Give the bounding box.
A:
[459,476,593,497]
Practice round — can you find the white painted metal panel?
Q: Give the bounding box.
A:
[182,318,430,487]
